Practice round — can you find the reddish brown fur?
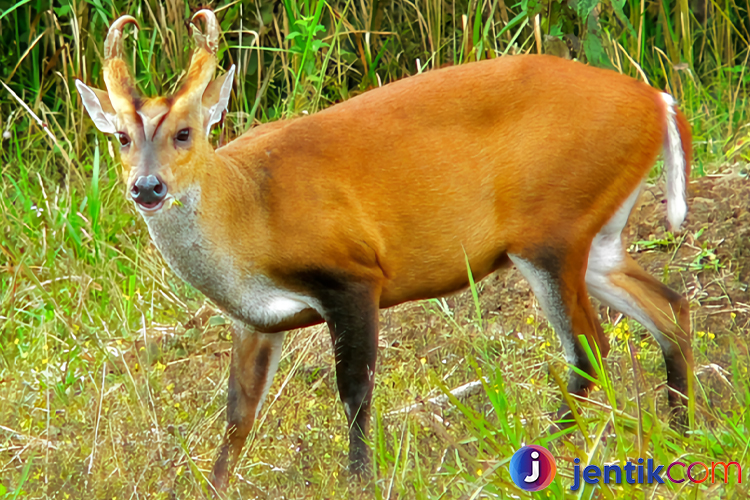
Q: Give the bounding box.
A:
[675,108,693,180]
[210,56,667,306]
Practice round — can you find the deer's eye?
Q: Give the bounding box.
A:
[175,128,190,143]
[115,132,131,147]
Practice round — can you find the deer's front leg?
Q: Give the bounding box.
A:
[211,324,284,490]
[318,280,380,478]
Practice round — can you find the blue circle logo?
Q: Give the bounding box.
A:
[509,445,557,491]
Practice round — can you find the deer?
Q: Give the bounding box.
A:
[76,9,694,490]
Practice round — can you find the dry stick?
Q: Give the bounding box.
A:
[653,47,672,95]
[141,313,163,460]
[88,362,106,474]
[548,363,593,448]
[386,377,490,416]
[615,40,650,84]
[611,32,623,73]
[0,81,73,167]
[385,413,410,500]
[6,32,45,83]
[418,407,483,473]
[533,14,542,54]
[637,0,645,63]
[44,327,50,493]
[239,2,244,131]
[627,339,644,457]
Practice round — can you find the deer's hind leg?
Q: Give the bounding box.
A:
[211,325,285,490]
[509,242,609,423]
[585,187,692,427]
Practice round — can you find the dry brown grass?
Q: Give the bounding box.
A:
[1,167,747,498]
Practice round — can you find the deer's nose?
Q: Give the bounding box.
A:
[131,175,167,208]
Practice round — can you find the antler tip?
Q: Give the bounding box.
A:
[190,9,219,54]
[191,9,215,22]
[108,15,139,34]
[104,15,139,60]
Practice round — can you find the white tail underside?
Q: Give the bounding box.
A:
[661,93,688,231]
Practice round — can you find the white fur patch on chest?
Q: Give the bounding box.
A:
[140,187,319,329]
[236,280,318,327]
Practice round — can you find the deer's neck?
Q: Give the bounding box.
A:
[140,160,316,330]
[142,186,209,286]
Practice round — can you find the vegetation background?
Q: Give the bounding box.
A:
[1,0,749,498]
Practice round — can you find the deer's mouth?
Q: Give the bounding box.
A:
[135,198,166,214]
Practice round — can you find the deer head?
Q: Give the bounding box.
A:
[76,10,235,214]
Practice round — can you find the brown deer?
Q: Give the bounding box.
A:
[76,10,693,490]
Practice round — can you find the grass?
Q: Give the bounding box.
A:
[1,0,750,498]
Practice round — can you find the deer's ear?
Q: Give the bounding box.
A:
[76,80,117,134]
[202,64,235,135]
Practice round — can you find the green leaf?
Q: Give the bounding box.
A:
[549,23,563,38]
[611,0,636,36]
[576,0,598,20]
[583,31,611,68]
[53,4,71,17]
[311,40,329,52]
[208,315,226,326]
[583,15,613,68]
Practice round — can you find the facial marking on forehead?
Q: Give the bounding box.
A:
[137,98,172,141]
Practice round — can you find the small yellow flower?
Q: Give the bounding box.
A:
[526,315,535,325]
[476,468,483,476]
[42,358,48,364]
[420,357,427,365]
[708,332,715,340]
